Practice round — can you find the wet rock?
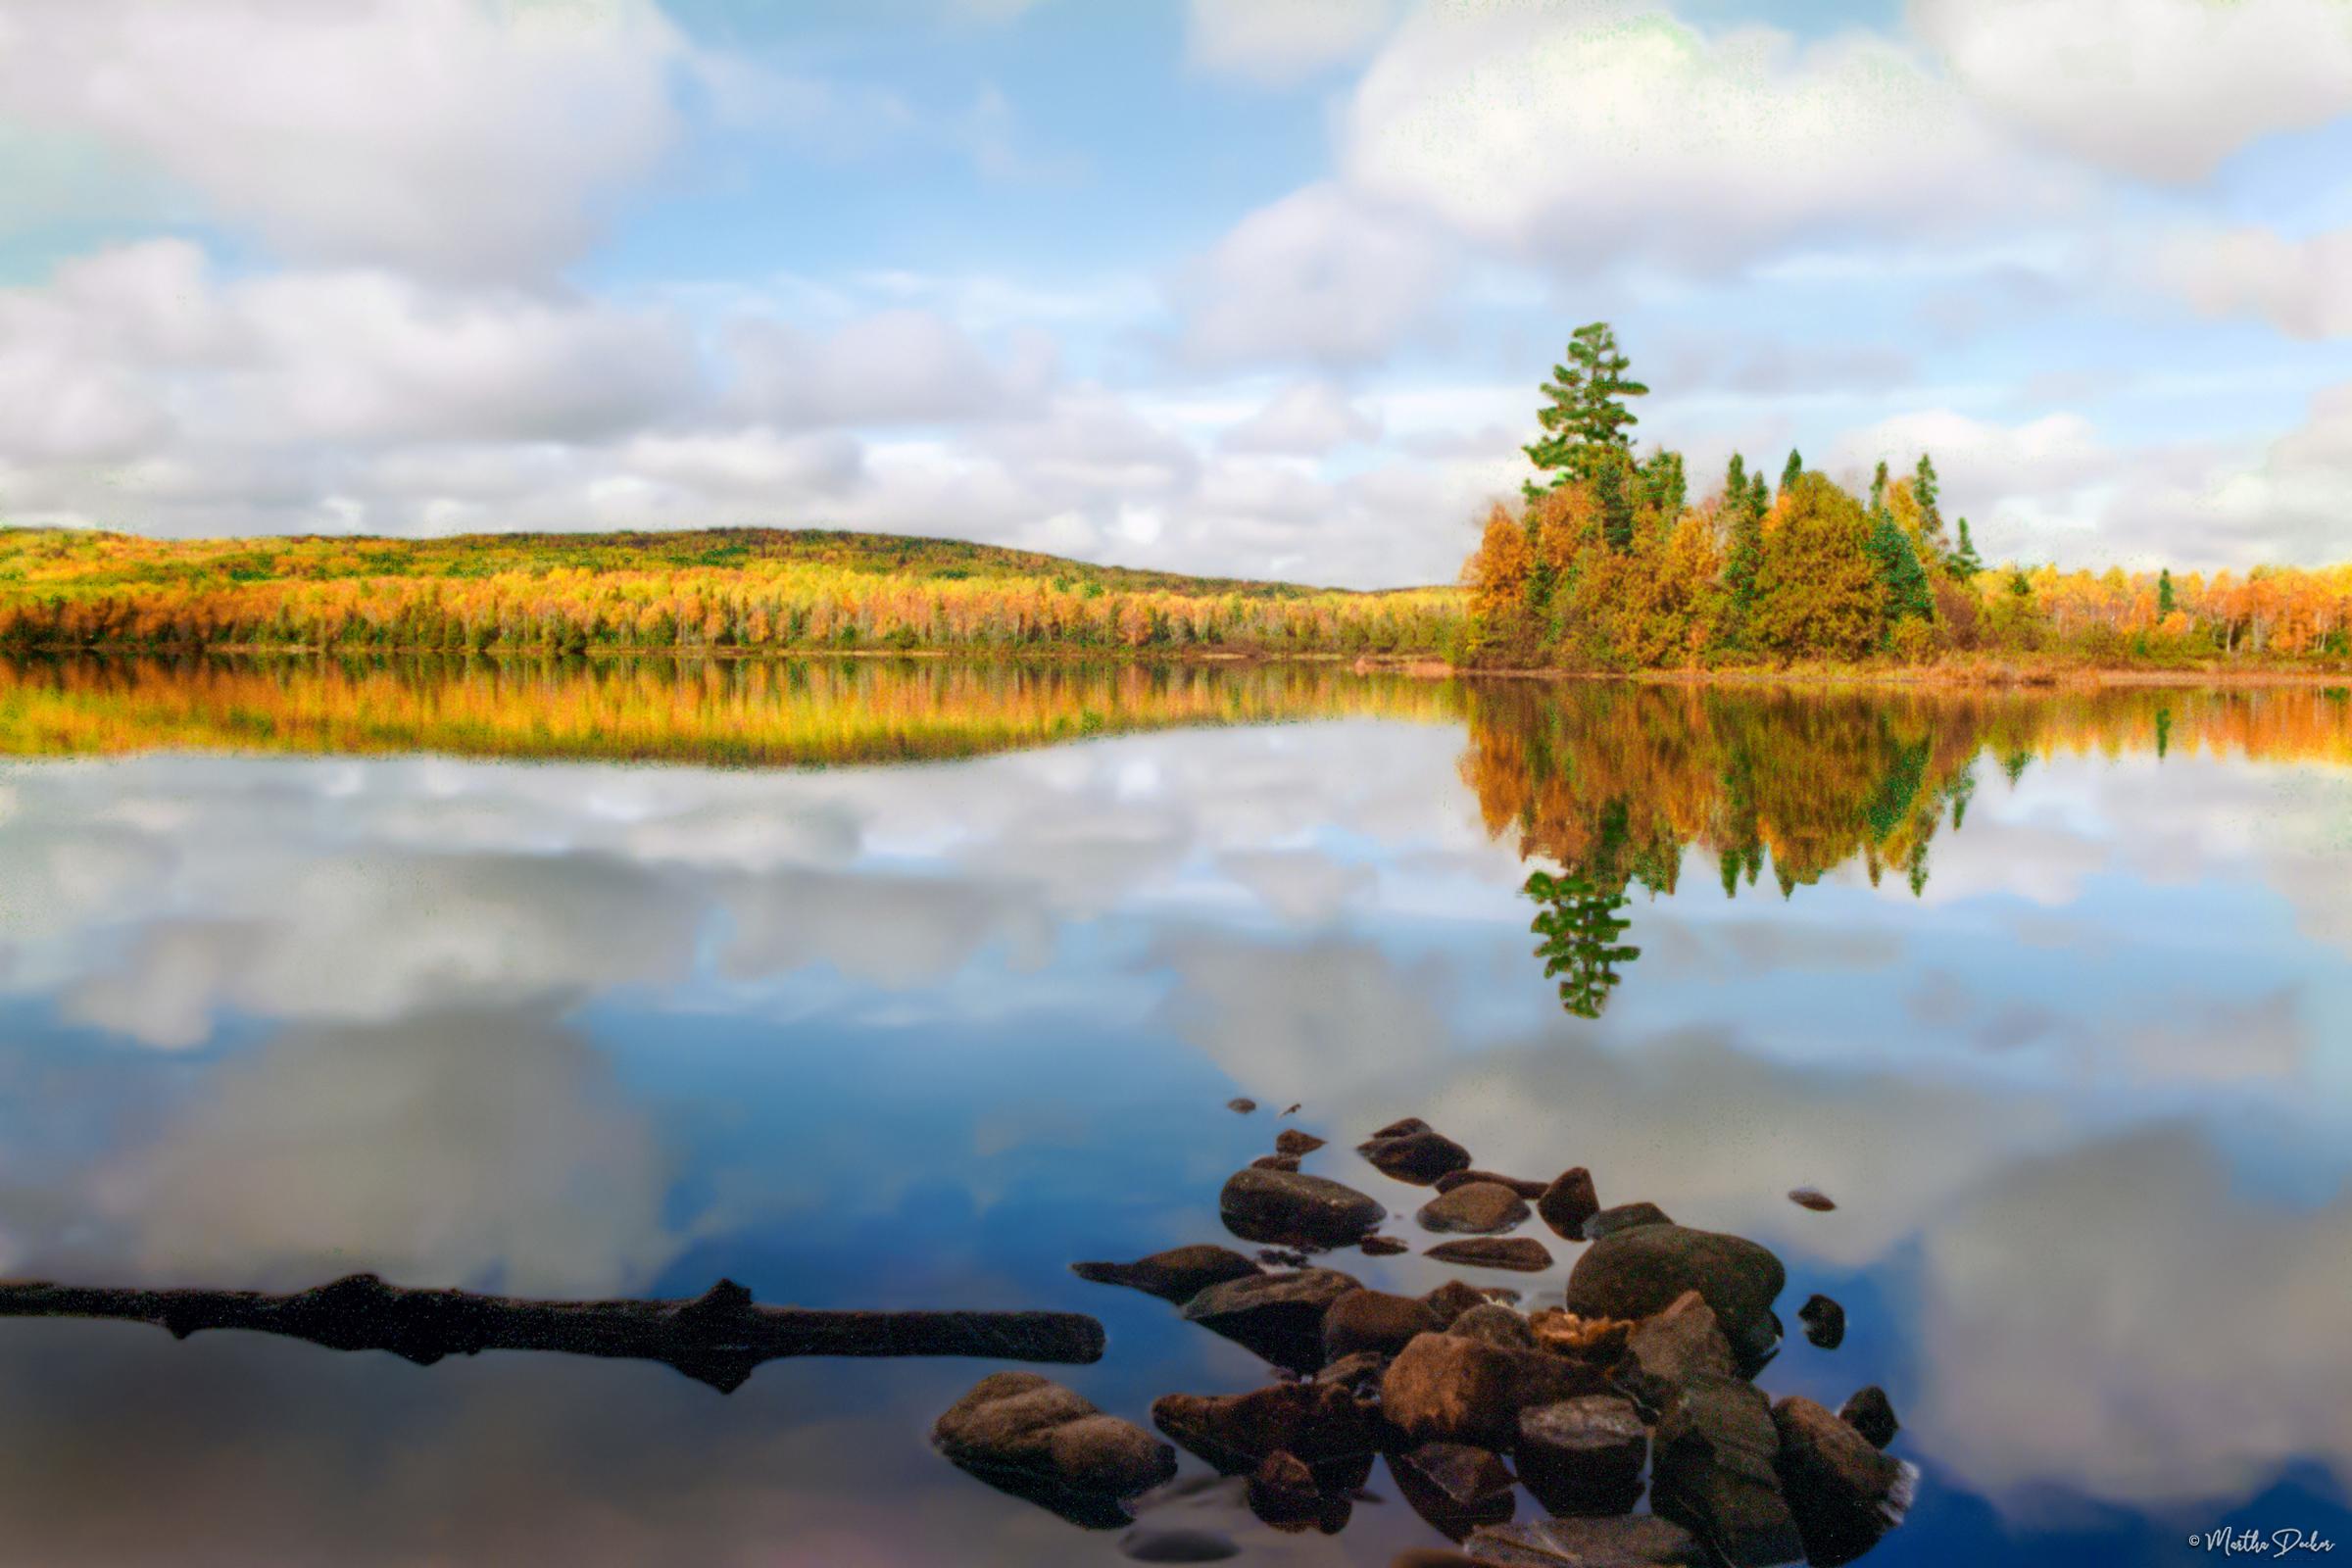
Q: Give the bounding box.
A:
[1581,1201,1673,1240]
[1536,1167,1600,1240]
[1392,1441,1517,1539]
[1277,1129,1327,1157]
[1464,1514,1706,1566]
[1649,1372,1803,1568]
[1359,1127,1475,1186]
[1258,1247,1313,1269]
[1180,1268,1362,1372]
[1788,1187,1837,1212]
[1360,1235,1410,1256]
[1446,1302,1536,1350]
[1838,1386,1900,1450]
[1251,1153,1301,1173]
[1418,1182,1534,1236]
[1220,1166,1387,1250]
[1227,1099,1256,1114]
[1516,1395,1647,1517]
[1370,1116,1432,1139]
[1565,1225,1786,1369]
[1071,1246,1263,1304]
[1798,1293,1845,1349]
[1324,1288,1446,1361]
[1381,1331,1610,1448]
[1619,1290,1736,1399]
[1425,1238,1553,1273]
[1248,1449,1348,1535]
[1772,1396,1918,1566]
[1314,1348,1392,1394]
[1121,1525,1241,1561]
[1436,1169,1552,1200]
[1424,1280,1492,1326]
[1152,1380,1382,1478]
[933,1372,1178,1529]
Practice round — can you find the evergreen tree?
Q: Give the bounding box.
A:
[1638,449,1688,519]
[1913,454,1944,543]
[1869,460,1890,519]
[1721,453,1764,624]
[1870,508,1935,628]
[1593,446,1637,553]
[2158,566,2176,615]
[1780,449,1803,494]
[1523,322,1649,498]
[1747,470,1770,517]
[1948,516,1984,578]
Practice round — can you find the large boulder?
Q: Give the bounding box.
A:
[1418,1181,1534,1235]
[1070,1245,1262,1302]
[1181,1267,1361,1371]
[932,1372,1177,1529]
[1220,1167,1386,1249]
[1426,1238,1553,1273]
[1381,1331,1609,1448]
[1649,1372,1803,1568]
[1565,1225,1785,1366]
[1772,1396,1918,1566]
[1324,1288,1446,1361]
[1464,1515,1705,1566]
[1516,1394,1647,1516]
[1358,1126,1474,1185]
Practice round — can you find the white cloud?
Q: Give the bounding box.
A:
[1339,5,2039,273]
[2156,223,2352,339]
[724,309,1057,428]
[0,0,691,281]
[1914,0,2352,183]
[1175,182,1452,368]
[1186,0,1396,86]
[1220,380,1382,455]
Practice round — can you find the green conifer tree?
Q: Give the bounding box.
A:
[1780,449,1803,495]
[1523,322,1649,498]
[1948,516,1984,578]
[2158,566,2176,615]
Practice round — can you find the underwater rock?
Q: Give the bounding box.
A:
[1516,1395,1647,1517]
[1425,1238,1553,1273]
[1464,1514,1705,1566]
[1649,1371,1803,1568]
[1772,1396,1918,1566]
[1120,1525,1241,1561]
[1219,1167,1387,1249]
[934,1371,1177,1529]
[1180,1268,1361,1372]
[1798,1293,1845,1349]
[1418,1182,1534,1236]
[1324,1288,1446,1361]
[1536,1167,1601,1240]
[1838,1385,1900,1449]
[1581,1202,1674,1240]
[1566,1226,1785,1369]
[1359,1126,1474,1185]
[1071,1246,1263,1304]
[1381,1331,1610,1448]
[1436,1169,1552,1200]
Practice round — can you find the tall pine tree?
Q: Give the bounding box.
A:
[1524,323,1649,498]
[1780,449,1803,495]
[1948,516,1984,579]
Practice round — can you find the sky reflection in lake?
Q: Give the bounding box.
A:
[1,662,2349,1564]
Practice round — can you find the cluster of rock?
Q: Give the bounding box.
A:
[933,1108,1914,1567]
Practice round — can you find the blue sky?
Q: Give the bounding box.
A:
[1,0,2349,585]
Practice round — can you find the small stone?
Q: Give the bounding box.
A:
[1581,1201,1673,1240]
[1423,1280,1491,1326]
[1227,1099,1256,1114]
[1566,1225,1787,1369]
[1798,1293,1845,1349]
[1324,1288,1446,1361]
[1446,1302,1535,1349]
[1436,1169,1551,1199]
[1360,1234,1409,1256]
[1219,1166,1387,1249]
[1381,1331,1610,1448]
[1788,1187,1838,1212]
[1392,1441,1516,1538]
[1773,1396,1918,1567]
[1464,1514,1705,1566]
[1418,1181,1534,1236]
[1251,1153,1301,1172]
[1516,1395,1647,1516]
[1180,1268,1363,1371]
[1121,1525,1240,1562]
[1276,1129,1327,1157]
[1282,1102,1302,1115]
[1152,1380,1382,1476]
[1425,1238,1552,1272]
[1071,1245,1262,1303]
[1359,1127,1474,1185]
[1248,1449,1329,1534]
[1838,1386,1899,1449]
[1536,1167,1600,1240]
[933,1372,1177,1529]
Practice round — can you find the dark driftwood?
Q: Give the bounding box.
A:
[0,1273,1105,1393]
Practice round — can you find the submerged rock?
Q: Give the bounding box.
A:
[1581,1201,1674,1240]
[1838,1385,1900,1450]
[1152,1379,1382,1478]
[1392,1441,1516,1539]
[1436,1169,1551,1200]
[1180,1268,1361,1371]
[1536,1167,1600,1240]
[1359,1127,1475,1185]
[1516,1394,1647,1516]
[1219,1167,1387,1249]
[933,1372,1177,1529]
[1464,1514,1705,1566]
[1649,1372,1803,1568]
[1425,1238,1553,1273]
[1071,1246,1263,1303]
[1772,1396,1918,1566]
[1566,1225,1786,1369]
[1276,1129,1327,1157]
[1324,1288,1445,1361]
[1418,1182,1534,1236]
[1360,1234,1410,1257]
[1120,1525,1241,1562]
[1381,1331,1609,1448]
[1787,1187,1838,1212]
[1798,1293,1845,1349]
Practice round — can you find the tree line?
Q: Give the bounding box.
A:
[1464,322,2352,668]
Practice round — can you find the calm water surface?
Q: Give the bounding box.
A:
[2,658,2349,1566]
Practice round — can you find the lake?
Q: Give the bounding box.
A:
[2,655,2349,1566]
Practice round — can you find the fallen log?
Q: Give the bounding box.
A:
[0,1273,1105,1393]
